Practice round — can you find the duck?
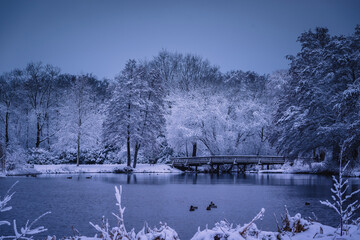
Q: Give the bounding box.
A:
[206,205,211,211]
[67,176,72,179]
[210,201,217,208]
[86,176,92,179]
[305,202,310,206]
[189,205,198,211]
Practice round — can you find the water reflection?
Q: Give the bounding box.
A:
[89,172,342,187]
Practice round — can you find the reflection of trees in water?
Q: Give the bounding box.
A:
[91,173,359,201]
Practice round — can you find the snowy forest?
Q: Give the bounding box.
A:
[1,26,360,170]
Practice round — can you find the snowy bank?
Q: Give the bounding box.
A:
[31,164,182,174]
[5,165,41,176]
[191,210,360,240]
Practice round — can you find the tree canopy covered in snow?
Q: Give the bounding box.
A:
[270,26,360,164]
[0,26,359,168]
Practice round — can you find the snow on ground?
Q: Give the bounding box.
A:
[5,165,41,176]
[31,164,182,174]
[250,169,285,174]
[191,217,360,240]
[289,223,360,240]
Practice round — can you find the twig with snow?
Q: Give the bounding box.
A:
[1,181,51,240]
[320,144,360,236]
[240,208,265,237]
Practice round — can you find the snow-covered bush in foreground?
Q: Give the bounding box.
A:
[136,222,179,240]
[278,206,310,234]
[320,159,360,236]
[191,205,360,240]
[191,208,278,240]
[89,185,179,240]
[0,181,51,240]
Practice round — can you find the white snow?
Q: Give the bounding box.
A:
[191,217,360,240]
[32,164,182,174]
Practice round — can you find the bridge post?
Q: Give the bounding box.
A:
[267,164,269,170]
[216,164,220,173]
[228,164,233,173]
[195,165,198,172]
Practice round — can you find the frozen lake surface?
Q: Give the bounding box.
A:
[1,173,359,239]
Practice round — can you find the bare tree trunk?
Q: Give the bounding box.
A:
[126,100,131,167]
[0,141,5,172]
[133,142,140,168]
[36,114,41,148]
[46,113,50,150]
[320,150,326,161]
[332,142,341,164]
[127,128,131,167]
[5,110,9,147]
[192,142,197,157]
[77,103,81,166]
[26,109,29,149]
[77,133,80,166]
[340,216,343,236]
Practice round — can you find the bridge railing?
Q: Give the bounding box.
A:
[171,155,316,167]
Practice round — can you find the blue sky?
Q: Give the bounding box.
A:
[0,0,359,79]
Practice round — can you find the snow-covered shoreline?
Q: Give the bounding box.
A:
[3,162,360,177]
[4,164,182,176]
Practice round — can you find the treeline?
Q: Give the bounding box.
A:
[0,26,359,169]
[271,26,360,165]
[0,63,109,167]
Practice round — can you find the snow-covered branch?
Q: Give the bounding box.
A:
[1,182,51,240]
[320,146,360,236]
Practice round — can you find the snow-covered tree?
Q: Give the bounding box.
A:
[0,71,22,148]
[104,60,165,167]
[22,62,61,149]
[271,26,360,163]
[54,74,106,165]
[166,86,274,156]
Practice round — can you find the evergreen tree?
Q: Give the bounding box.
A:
[271,26,360,164]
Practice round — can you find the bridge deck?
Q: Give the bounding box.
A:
[171,155,295,168]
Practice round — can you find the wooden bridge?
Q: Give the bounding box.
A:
[171,155,303,172]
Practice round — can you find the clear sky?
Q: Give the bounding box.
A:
[0,0,359,79]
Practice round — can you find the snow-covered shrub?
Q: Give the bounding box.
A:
[136,222,179,240]
[191,208,274,240]
[57,150,77,164]
[102,149,128,164]
[4,146,27,171]
[81,149,106,164]
[113,166,133,173]
[320,160,360,236]
[0,181,51,239]
[27,148,55,165]
[27,149,108,165]
[90,185,179,240]
[282,159,338,175]
[280,206,310,234]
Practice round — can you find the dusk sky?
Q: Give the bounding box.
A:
[1,0,360,79]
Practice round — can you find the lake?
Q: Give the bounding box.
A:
[1,173,359,239]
